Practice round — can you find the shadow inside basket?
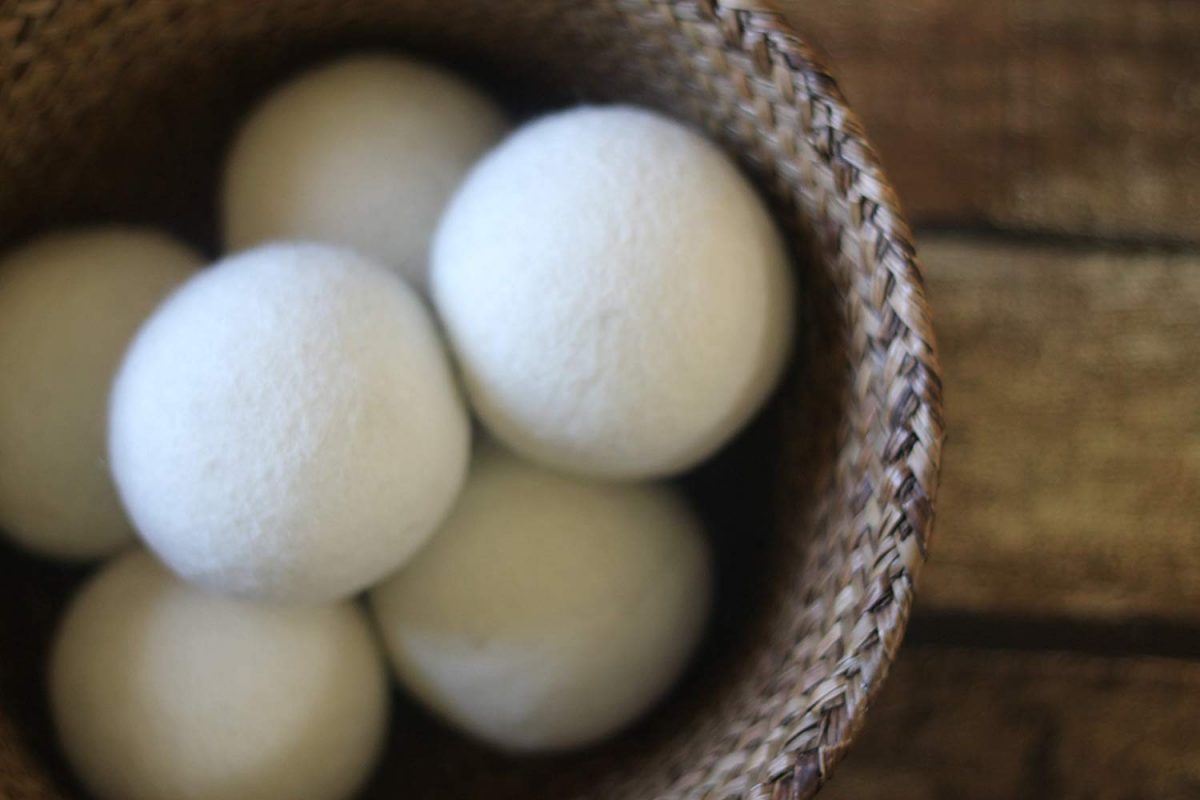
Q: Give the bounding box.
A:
[0,9,853,798]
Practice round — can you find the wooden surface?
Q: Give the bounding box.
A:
[781,0,1200,242]
[767,0,1200,794]
[821,646,1200,800]
[919,237,1200,621]
[3,4,1195,797]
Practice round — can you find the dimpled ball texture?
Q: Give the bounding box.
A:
[0,228,200,560]
[369,445,712,753]
[222,54,507,291]
[431,105,795,480]
[50,550,389,800]
[109,242,470,602]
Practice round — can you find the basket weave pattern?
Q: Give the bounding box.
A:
[0,1,943,798]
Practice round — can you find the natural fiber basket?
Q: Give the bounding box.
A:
[0,1,943,798]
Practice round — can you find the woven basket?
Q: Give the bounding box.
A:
[0,1,943,798]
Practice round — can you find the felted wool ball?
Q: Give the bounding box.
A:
[50,550,389,800]
[431,105,795,480]
[109,242,470,602]
[369,445,712,753]
[222,54,508,290]
[0,228,201,560]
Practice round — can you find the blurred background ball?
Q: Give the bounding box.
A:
[50,550,389,800]
[222,54,507,290]
[0,228,200,560]
[370,445,712,752]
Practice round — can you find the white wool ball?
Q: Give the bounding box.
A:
[369,445,712,753]
[50,550,388,800]
[431,105,795,480]
[109,242,470,602]
[222,54,507,290]
[0,228,200,560]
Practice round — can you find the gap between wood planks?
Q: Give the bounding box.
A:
[906,611,1200,661]
[916,223,1200,257]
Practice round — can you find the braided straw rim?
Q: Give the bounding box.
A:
[617,3,944,797]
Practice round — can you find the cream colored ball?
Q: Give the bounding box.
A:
[0,228,200,560]
[222,54,507,290]
[109,242,470,602]
[432,105,794,479]
[50,550,389,800]
[369,445,712,753]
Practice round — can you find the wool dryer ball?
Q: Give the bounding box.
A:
[222,54,508,290]
[109,242,470,602]
[0,228,200,560]
[50,550,389,800]
[432,105,795,480]
[370,445,712,753]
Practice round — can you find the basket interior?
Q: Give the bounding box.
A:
[0,2,940,798]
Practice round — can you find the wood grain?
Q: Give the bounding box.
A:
[779,0,1200,241]
[822,646,1200,799]
[917,237,1200,621]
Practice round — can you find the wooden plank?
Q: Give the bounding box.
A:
[917,236,1200,621]
[822,646,1200,799]
[779,0,1200,241]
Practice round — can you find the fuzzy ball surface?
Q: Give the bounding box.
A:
[222,54,507,290]
[431,105,794,479]
[0,228,200,560]
[50,550,389,800]
[109,242,470,602]
[369,445,712,752]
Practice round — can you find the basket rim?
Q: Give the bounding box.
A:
[700,0,944,795]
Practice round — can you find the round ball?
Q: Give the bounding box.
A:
[431,106,794,479]
[222,54,507,290]
[369,445,712,753]
[0,228,200,560]
[109,242,470,602]
[50,550,388,800]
